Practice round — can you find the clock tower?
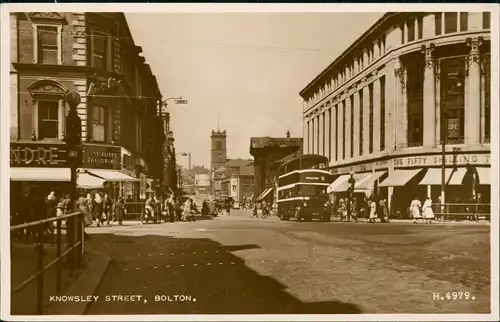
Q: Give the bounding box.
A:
[210,129,227,172]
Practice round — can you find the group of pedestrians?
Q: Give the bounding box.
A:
[144,193,197,223]
[325,196,390,223]
[409,196,435,224]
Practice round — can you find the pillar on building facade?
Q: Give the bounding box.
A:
[304,119,310,154]
[435,59,441,144]
[362,82,370,155]
[394,60,408,148]
[372,73,381,153]
[352,89,360,158]
[422,43,437,147]
[344,93,352,159]
[326,104,332,160]
[480,57,486,143]
[319,112,324,156]
[316,114,320,154]
[309,114,316,154]
[465,37,482,146]
[337,102,344,161]
[331,104,337,161]
[308,118,313,154]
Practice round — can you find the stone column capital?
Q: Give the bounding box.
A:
[421,43,436,70]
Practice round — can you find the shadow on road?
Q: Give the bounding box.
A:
[86,233,362,315]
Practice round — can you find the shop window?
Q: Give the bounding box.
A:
[350,95,354,158]
[92,105,106,142]
[440,57,466,143]
[444,13,458,34]
[407,19,416,42]
[407,61,424,147]
[359,90,364,155]
[435,13,442,35]
[485,54,491,141]
[342,101,346,159]
[38,100,59,139]
[460,13,469,31]
[36,25,59,64]
[380,76,386,151]
[483,12,490,29]
[90,30,110,70]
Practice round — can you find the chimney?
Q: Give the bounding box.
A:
[286,130,290,138]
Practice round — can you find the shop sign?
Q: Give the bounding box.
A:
[82,145,121,170]
[10,143,68,167]
[392,153,490,168]
[448,117,460,138]
[330,163,374,175]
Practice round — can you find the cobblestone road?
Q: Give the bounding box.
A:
[85,210,490,314]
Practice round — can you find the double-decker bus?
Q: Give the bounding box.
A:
[276,154,331,221]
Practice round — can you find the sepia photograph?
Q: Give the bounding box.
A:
[0,3,498,321]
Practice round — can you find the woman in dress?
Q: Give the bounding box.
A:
[422,197,435,224]
[410,197,422,224]
[379,199,390,223]
[113,194,125,225]
[351,197,358,222]
[93,193,104,227]
[368,199,378,223]
[182,198,192,222]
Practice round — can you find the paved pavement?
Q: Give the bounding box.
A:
[84,209,490,314]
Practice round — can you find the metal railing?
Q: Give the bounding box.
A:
[431,202,491,221]
[10,211,84,314]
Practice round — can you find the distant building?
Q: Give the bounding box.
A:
[210,129,227,176]
[249,131,303,202]
[229,164,255,202]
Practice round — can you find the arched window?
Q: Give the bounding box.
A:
[27,80,68,140]
[216,141,222,150]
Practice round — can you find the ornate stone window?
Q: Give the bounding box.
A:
[28,12,65,65]
[27,80,68,140]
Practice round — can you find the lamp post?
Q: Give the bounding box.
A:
[65,91,83,267]
[347,171,355,221]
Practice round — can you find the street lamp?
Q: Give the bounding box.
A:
[347,171,355,221]
[176,152,191,170]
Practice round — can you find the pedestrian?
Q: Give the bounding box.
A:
[167,195,176,222]
[422,197,435,224]
[379,199,390,223]
[410,197,422,224]
[175,198,182,221]
[93,193,103,227]
[351,197,358,222]
[367,198,377,223]
[113,194,125,225]
[182,198,192,221]
[103,193,113,225]
[77,192,92,240]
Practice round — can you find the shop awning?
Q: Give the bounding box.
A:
[256,188,269,201]
[475,167,490,185]
[261,188,273,200]
[10,167,70,182]
[84,169,140,182]
[355,171,386,190]
[77,172,106,189]
[447,167,468,185]
[379,169,423,187]
[419,168,454,186]
[326,175,349,193]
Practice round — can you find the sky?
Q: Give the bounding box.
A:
[125,12,384,169]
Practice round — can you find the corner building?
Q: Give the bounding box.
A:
[10,12,165,201]
[300,12,492,213]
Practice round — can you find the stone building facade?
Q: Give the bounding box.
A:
[10,12,165,200]
[300,12,492,213]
